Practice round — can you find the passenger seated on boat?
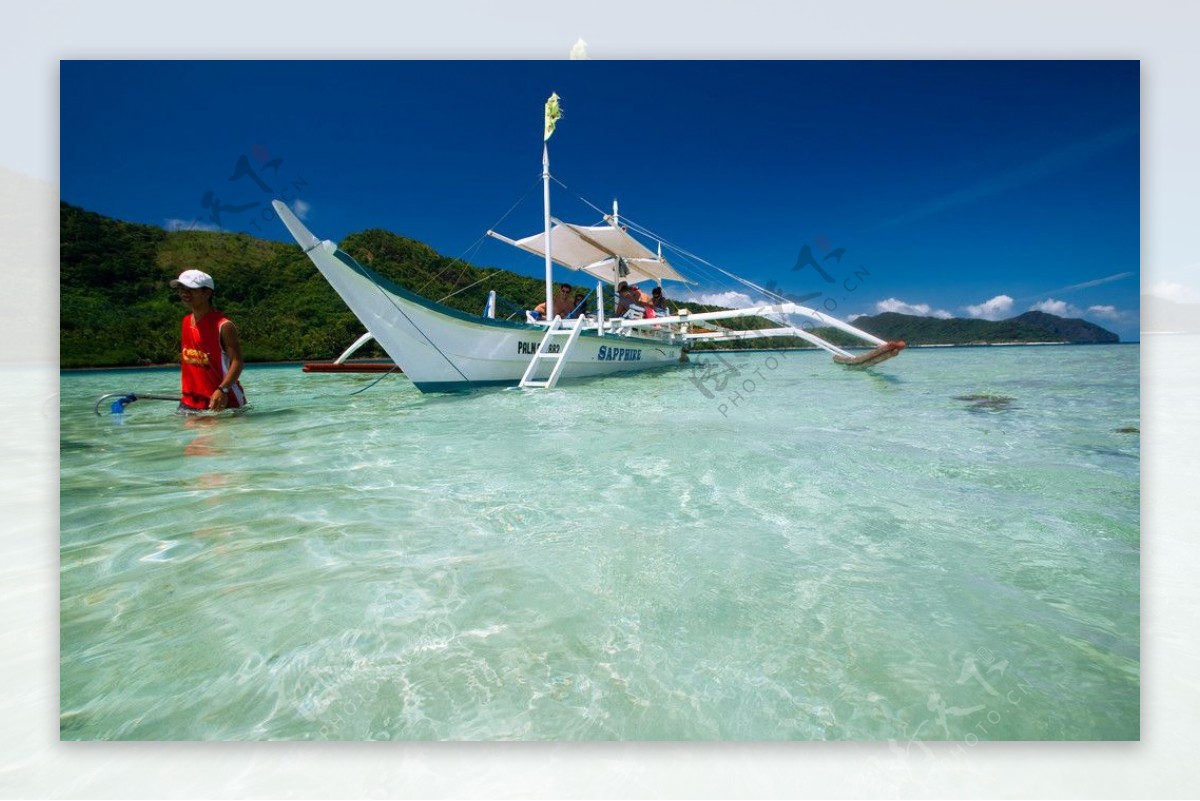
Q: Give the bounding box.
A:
[569,292,588,318]
[529,284,575,322]
[553,283,575,319]
[614,281,634,316]
[618,283,655,319]
[651,286,671,315]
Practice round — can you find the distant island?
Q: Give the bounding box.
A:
[59,202,1119,368]
[843,310,1119,347]
[708,308,1120,352]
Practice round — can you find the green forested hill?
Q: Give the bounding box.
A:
[844,311,1119,345]
[60,202,556,367]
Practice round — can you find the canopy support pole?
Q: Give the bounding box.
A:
[596,279,605,334]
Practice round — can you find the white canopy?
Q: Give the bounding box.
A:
[491,220,691,286]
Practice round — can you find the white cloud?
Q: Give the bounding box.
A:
[964,294,1014,320]
[846,313,863,322]
[685,291,755,308]
[164,218,221,232]
[1030,298,1081,317]
[874,298,955,318]
[1146,280,1200,304]
[876,297,930,315]
[291,199,311,220]
[1087,304,1123,321]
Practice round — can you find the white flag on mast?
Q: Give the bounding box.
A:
[544,92,563,141]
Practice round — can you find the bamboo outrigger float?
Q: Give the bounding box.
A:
[274,94,902,393]
[301,332,397,373]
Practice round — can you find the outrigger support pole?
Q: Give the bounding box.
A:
[613,301,906,364]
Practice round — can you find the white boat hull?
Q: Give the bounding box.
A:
[275,203,683,392]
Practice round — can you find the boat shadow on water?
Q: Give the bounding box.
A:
[861,369,903,388]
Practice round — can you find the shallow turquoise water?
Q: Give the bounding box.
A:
[59,345,1139,740]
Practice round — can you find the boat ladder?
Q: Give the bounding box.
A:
[519,316,584,389]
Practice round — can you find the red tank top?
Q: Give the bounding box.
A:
[180,310,244,410]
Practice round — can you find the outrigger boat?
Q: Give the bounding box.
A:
[273,94,902,393]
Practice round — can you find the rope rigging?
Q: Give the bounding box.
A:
[414,176,544,300]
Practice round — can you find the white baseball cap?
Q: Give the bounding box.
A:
[170,269,214,290]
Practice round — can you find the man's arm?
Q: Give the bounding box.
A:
[209,320,245,410]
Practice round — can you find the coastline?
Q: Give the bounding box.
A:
[59,341,1141,371]
[59,360,308,373]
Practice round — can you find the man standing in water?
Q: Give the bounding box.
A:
[171,269,246,412]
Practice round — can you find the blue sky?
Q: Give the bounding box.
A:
[60,60,1140,339]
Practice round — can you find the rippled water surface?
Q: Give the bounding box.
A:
[60,345,1139,740]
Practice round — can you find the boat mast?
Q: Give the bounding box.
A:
[543,142,554,322]
[541,92,562,324]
